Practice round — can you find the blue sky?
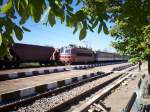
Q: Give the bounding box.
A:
[14,19,116,52]
[12,1,116,52]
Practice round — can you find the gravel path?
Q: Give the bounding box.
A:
[17,73,121,112]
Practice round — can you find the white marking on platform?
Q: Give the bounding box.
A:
[65,78,72,85]
[47,81,58,90]
[87,74,91,78]
[58,68,64,72]
[20,88,35,97]
[38,70,44,74]
[25,71,33,76]
[48,69,54,73]
[78,76,83,81]
[8,73,18,79]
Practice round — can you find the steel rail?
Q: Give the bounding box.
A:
[72,73,133,112]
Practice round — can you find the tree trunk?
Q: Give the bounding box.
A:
[148,59,150,75]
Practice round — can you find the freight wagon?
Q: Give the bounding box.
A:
[0,43,60,68]
[95,51,127,62]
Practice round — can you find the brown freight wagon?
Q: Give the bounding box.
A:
[0,43,60,68]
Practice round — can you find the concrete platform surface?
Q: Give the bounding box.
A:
[0,62,128,81]
[0,62,125,75]
[0,63,128,95]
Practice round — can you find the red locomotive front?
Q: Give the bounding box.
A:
[60,45,95,65]
[60,46,75,64]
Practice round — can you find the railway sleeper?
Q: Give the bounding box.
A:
[0,71,109,111]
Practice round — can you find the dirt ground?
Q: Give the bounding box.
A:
[103,68,142,112]
[142,61,148,70]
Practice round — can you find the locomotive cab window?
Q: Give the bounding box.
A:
[65,49,71,54]
[60,48,64,53]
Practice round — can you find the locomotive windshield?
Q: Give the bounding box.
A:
[60,48,64,53]
[65,49,71,54]
[60,47,71,54]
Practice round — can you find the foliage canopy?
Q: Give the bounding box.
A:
[0,0,111,58]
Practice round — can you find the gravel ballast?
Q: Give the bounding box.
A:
[17,73,121,112]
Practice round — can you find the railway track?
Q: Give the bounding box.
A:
[72,73,134,112]
[0,64,137,112]
[52,69,135,112]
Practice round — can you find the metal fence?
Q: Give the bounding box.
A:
[121,76,145,112]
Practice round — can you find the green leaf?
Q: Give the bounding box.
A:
[102,13,109,21]
[0,0,3,5]
[19,16,29,25]
[82,21,87,29]
[103,22,109,34]
[52,6,65,22]
[75,10,84,21]
[29,0,45,23]
[30,3,38,22]
[66,0,73,4]
[0,44,7,58]
[15,0,29,25]
[76,0,81,6]
[89,16,95,24]
[14,26,23,40]
[73,26,78,34]
[22,26,31,32]
[79,28,87,40]
[48,11,56,27]
[0,36,9,58]
[0,33,2,46]
[98,23,102,33]
[92,18,99,29]
[66,4,73,11]
[24,0,28,5]
[8,32,15,43]
[0,0,12,13]
[66,15,71,27]
[88,25,94,32]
